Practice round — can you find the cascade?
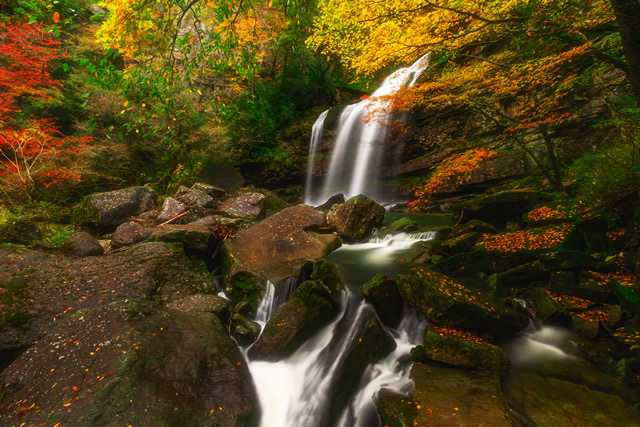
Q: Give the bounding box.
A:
[304,109,330,205]
[306,53,431,206]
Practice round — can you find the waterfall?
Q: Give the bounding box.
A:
[308,53,431,205]
[304,109,330,205]
[254,276,300,328]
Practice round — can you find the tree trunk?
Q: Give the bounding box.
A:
[610,0,640,106]
[540,128,566,193]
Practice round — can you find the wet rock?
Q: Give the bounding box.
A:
[519,287,569,325]
[571,314,600,339]
[411,364,511,426]
[0,300,259,426]
[7,219,42,244]
[419,326,510,374]
[327,194,385,242]
[62,231,104,257]
[397,269,528,336]
[362,274,403,327]
[576,271,611,303]
[328,309,397,425]
[504,369,640,426]
[432,248,494,277]
[550,270,577,294]
[443,232,482,254]
[461,190,553,225]
[111,221,151,249]
[538,251,593,271]
[224,205,340,309]
[583,230,608,253]
[452,219,497,236]
[610,281,640,314]
[156,197,187,224]
[167,294,231,324]
[149,224,214,251]
[387,217,419,233]
[217,192,266,219]
[499,261,548,287]
[249,278,343,361]
[314,193,345,211]
[73,186,156,228]
[230,313,261,346]
[375,390,418,427]
[394,239,442,265]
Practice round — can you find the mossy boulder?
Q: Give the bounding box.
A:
[538,251,594,271]
[230,313,262,347]
[248,278,343,361]
[6,220,42,244]
[149,224,215,251]
[518,287,570,325]
[362,274,403,327]
[397,269,528,336]
[327,194,385,242]
[419,326,510,374]
[375,390,418,427]
[499,261,548,287]
[224,205,341,309]
[452,219,497,236]
[431,248,494,277]
[394,239,442,265]
[387,217,419,233]
[461,190,553,225]
[0,300,259,426]
[550,270,577,294]
[443,232,482,254]
[610,280,640,314]
[576,271,612,303]
[73,186,156,228]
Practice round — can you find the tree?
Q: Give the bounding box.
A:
[610,0,640,106]
[0,22,90,202]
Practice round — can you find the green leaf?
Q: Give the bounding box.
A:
[62,63,68,72]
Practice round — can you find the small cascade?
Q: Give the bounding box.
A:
[338,306,428,427]
[310,53,431,205]
[304,109,330,205]
[337,231,436,265]
[254,276,300,328]
[506,323,574,366]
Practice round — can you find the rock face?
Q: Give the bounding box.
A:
[0,300,259,426]
[224,205,341,307]
[250,260,345,360]
[73,186,157,228]
[62,231,104,257]
[410,364,512,426]
[0,242,216,358]
[327,194,385,242]
[217,192,267,219]
[397,268,528,336]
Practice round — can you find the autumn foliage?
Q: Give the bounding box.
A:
[0,22,90,199]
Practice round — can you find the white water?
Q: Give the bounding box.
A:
[336,231,436,264]
[309,53,431,206]
[254,276,299,328]
[304,109,330,205]
[506,323,574,366]
[247,231,434,427]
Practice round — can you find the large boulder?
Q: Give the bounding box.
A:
[409,364,512,426]
[460,190,553,225]
[327,195,385,242]
[0,242,216,359]
[149,224,215,251]
[111,221,152,249]
[217,192,267,219]
[62,231,104,257]
[0,300,259,426]
[73,186,157,228]
[249,260,345,360]
[417,326,510,374]
[362,274,403,327]
[224,205,341,308]
[397,268,528,336]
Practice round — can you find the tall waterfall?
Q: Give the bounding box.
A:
[306,53,431,206]
[304,109,330,205]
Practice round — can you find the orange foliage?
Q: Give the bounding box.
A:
[432,326,492,346]
[527,206,567,222]
[408,147,497,210]
[481,224,572,253]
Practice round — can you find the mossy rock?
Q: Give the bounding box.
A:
[518,287,570,325]
[362,274,403,327]
[419,326,510,375]
[432,248,494,277]
[499,261,549,288]
[452,219,497,236]
[387,217,419,233]
[610,280,640,314]
[443,231,482,254]
[397,268,528,337]
[460,190,554,225]
[375,390,418,427]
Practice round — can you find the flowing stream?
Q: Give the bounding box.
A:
[246,231,433,427]
[306,53,431,206]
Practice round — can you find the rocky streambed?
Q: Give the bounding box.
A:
[0,185,639,426]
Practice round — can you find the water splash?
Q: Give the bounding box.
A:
[304,109,330,205]
[254,276,300,329]
[311,53,431,205]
